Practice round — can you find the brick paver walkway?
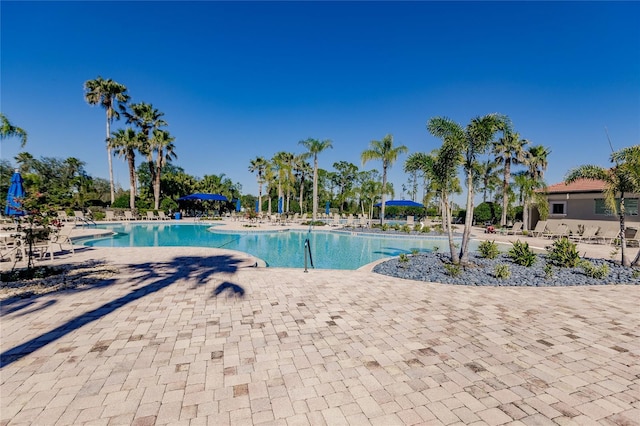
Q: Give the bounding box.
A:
[1,247,639,425]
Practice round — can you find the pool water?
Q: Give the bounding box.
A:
[81,223,468,270]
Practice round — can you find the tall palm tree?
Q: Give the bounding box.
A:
[476,159,501,203]
[520,144,551,230]
[151,129,177,209]
[361,134,408,224]
[565,146,639,267]
[84,77,129,204]
[122,102,168,209]
[493,131,528,225]
[527,144,550,181]
[428,114,502,264]
[110,128,141,209]
[248,156,267,213]
[293,155,312,214]
[0,113,28,149]
[299,138,333,220]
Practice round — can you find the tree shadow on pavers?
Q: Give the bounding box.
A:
[214,281,245,298]
[0,254,247,368]
[0,260,118,317]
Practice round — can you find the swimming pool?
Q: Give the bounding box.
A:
[80,223,468,270]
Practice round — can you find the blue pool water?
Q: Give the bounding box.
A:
[80,223,468,270]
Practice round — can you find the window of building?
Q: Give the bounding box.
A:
[595,198,638,216]
[551,202,566,215]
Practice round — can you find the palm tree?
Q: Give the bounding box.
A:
[404,153,426,202]
[521,144,551,230]
[493,131,528,226]
[122,102,168,209]
[527,144,550,181]
[151,129,177,209]
[476,159,501,203]
[565,146,639,267]
[428,114,502,264]
[0,113,27,149]
[361,134,408,224]
[248,156,267,213]
[293,155,311,214]
[299,138,333,220]
[84,77,129,204]
[110,128,141,210]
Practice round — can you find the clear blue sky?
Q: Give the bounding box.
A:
[2,1,639,201]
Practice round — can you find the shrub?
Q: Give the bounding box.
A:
[411,248,419,256]
[544,264,553,279]
[443,263,461,277]
[494,264,510,279]
[398,253,409,264]
[547,237,580,268]
[508,240,537,267]
[579,260,609,279]
[633,270,640,279]
[400,224,412,233]
[473,202,502,224]
[478,240,500,259]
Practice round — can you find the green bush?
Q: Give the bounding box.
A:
[508,240,537,267]
[111,194,130,209]
[544,264,553,279]
[478,240,500,259]
[494,264,510,279]
[547,237,580,268]
[473,202,502,224]
[400,224,412,233]
[579,260,609,279]
[398,253,409,264]
[411,248,419,256]
[443,263,461,277]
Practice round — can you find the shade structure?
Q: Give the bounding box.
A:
[177,193,228,202]
[278,197,283,214]
[5,170,25,217]
[325,201,330,215]
[235,198,241,212]
[374,199,424,208]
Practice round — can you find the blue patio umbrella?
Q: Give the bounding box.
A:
[177,193,228,202]
[325,201,330,215]
[235,198,241,212]
[278,197,283,214]
[5,170,25,217]
[374,199,424,207]
[255,200,260,213]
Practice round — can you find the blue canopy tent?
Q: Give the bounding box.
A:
[374,199,424,207]
[178,193,228,202]
[5,170,25,217]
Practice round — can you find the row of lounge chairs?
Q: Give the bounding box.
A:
[1,223,75,263]
[519,220,639,246]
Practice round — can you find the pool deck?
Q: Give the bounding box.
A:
[1,219,639,425]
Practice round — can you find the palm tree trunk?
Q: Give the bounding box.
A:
[619,193,629,267]
[299,178,304,214]
[154,151,162,210]
[522,199,530,231]
[128,151,136,210]
[312,156,318,221]
[380,165,387,225]
[460,170,475,265]
[258,181,263,214]
[442,193,459,264]
[106,113,115,204]
[501,161,510,226]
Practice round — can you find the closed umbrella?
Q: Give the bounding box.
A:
[5,169,25,217]
[278,197,283,214]
[236,198,241,212]
[325,201,330,216]
[255,200,260,213]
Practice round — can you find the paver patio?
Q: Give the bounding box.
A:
[1,225,639,425]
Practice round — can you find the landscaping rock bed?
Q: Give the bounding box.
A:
[373,252,640,286]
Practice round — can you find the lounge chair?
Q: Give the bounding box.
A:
[530,220,548,237]
[157,211,171,221]
[49,224,75,255]
[506,222,523,235]
[0,231,26,262]
[105,210,116,221]
[406,216,415,227]
[594,227,619,245]
[74,210,87,224]
[569,225,599,243]
[546,223,569,239]
[146,211,159,220]
[124,210,138,221]
[625,227,639,247]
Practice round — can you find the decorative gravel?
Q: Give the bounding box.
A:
[373,252,640,286]
[0,262,119,300]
